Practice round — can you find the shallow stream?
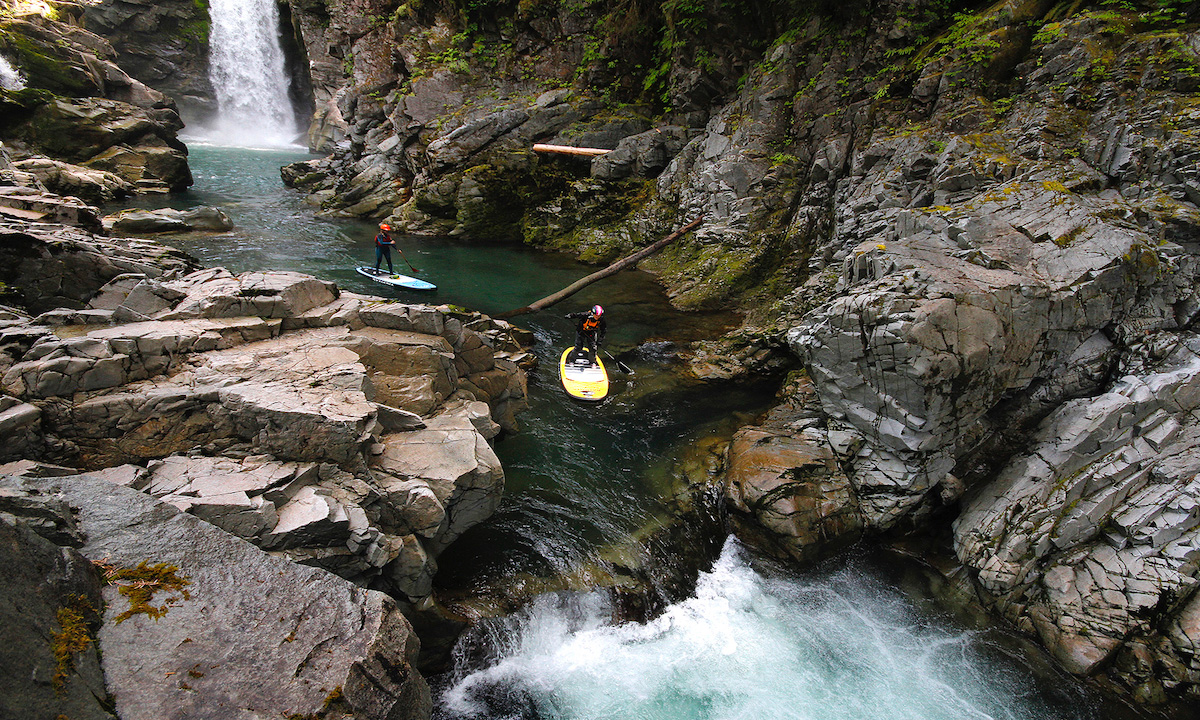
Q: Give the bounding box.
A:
[113,142,1148,720]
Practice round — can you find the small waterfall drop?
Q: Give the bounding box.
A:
[205,0,298,147]
[0,55,26,90]
[438,539,1101,720]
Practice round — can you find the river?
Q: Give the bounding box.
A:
[113,142,1148,720]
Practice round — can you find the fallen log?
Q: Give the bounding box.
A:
[495,216,704,319]
[532,143,611,157]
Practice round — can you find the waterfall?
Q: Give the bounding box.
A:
[205,0,298,147]
[0,55,25,91]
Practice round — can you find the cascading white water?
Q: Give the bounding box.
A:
[440,539,1098,720]
[205,0,298,147]
[0,55,26,91]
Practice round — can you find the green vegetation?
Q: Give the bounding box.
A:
[96,560,192,624]
[51,594,97,690]
[178,0,211,49]
[0,1,60,21]
[284,685,348,720]
[1053,224,1085,247]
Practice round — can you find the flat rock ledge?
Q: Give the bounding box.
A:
[0,473,432,720]
[0,266,529,606]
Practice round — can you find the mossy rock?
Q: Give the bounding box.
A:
[0,21,99,97]
[647,241,766,311]
[15,98,157,162]
[456,164,526,242]
[0,86,54,128]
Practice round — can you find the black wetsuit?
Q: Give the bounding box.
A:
[374,231,394,273]
[566,311,607,365]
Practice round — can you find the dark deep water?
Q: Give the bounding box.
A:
[114,142,1151,720]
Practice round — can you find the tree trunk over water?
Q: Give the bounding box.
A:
[495,216,704,319]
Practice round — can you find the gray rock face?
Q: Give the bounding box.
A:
[0,394,42,463]
[0,186,104,231]
[10,97,192,192]
[637,3,1200,706]
[0,12,176,110]
[13,157,136,204]
[955,340,1200,687]
[80,0,216,124]
[0,473,432,720]
[0,219,197,314]
[0,11,192,194]
[786,176,1185,529]
[0,515,113,720]
[591,127,691,181]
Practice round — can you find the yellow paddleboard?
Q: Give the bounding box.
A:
[560,348,608,401]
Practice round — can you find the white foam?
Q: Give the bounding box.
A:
[441,539,1084,720]
[0,55,26,91]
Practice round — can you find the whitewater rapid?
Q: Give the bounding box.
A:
[438,538,1094,720]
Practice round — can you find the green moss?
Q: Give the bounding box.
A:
[1053,224,1084,247]
[284,685,348,720]
[51,594,97,690]
[99,560,192,624]
[0,28,91,96]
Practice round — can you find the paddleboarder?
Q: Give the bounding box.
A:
[565,304,606,366]
[373,223,396,274]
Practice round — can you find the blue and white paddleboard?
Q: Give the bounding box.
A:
[355,266,436,291]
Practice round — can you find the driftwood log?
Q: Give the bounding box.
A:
[532,143,612,156]
[495,216,704,319]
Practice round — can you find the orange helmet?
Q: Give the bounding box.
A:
[379,223,391,231]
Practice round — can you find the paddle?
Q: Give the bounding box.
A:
[603,349,634,375]
[395,248,419,274]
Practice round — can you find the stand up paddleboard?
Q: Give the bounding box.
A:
[355,266,436,291]
[560,347,608,401]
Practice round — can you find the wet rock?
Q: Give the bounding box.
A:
[102,206,233,234]
[724,376,864,563]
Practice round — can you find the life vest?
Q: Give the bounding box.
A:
[583,316,600,332]
[375,232,391,247]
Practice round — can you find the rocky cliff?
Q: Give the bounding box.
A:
[0,3,192,194]
[266,0,1200,711]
